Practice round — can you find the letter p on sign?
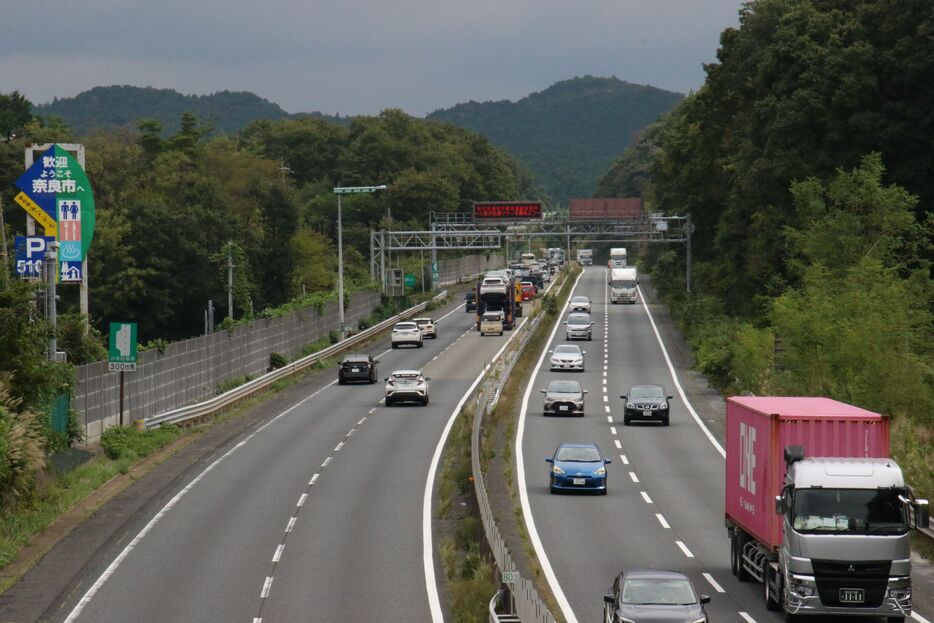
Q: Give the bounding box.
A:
[740,422,757,495]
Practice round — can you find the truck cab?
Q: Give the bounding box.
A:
[775,451,924,621]
[610,267,638,304]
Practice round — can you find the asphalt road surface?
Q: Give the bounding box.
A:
[47,294,522,623]
[517,266,933,623]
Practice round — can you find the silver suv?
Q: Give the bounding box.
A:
[540,379,587,416]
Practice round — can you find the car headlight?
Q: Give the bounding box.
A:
[789,575,817,598]
[552,465,565,474]
[594,466,606,476]
[572,358,582,365]
[626,402,635,409]
[661,402,668,409]
[888,577,911,601]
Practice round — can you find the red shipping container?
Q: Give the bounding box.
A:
[725,396,890,550]
[569,198,643,220]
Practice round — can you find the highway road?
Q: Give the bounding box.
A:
[517,266,933,623]
[49,293,523,623]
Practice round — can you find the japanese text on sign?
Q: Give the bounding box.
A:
[473,201,542,220]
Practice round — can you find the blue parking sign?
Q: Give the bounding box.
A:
[14,236,54,279]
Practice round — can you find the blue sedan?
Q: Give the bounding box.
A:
[546,442,611,494]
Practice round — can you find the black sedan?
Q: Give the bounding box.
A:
[621,384,672,426]
[604,569,710,623]
[338,354,379,384]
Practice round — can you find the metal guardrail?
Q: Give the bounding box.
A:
[145,290,449,429]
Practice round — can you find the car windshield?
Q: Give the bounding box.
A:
[554,345,581,355]
[555,446,601,462]
[567,314,590,325]
[622,578,696,606]
[572,297,588,303]
[629,386,665,400]
[792,488,907,534]
[548,381,581,394]
[612,280,636,288]
[482,314,501,322]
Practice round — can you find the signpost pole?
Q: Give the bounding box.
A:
[119,371,125,426]
[0,195,8,287]
[76,145,88,325]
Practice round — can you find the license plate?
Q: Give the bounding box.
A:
[839,588,864,604]
[572,478,586,485]
[352,367,360,373]
[643,410,653,416]
[559,405,569,411]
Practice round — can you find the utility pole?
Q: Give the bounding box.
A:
[0,195,9,287]
[226,242,235,320]
[45,241,60,360]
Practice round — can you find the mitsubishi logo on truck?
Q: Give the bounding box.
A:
[740,422,757,495]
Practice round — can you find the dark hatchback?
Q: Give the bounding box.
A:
[604,568,710,623]
[621,384,672,426]
[465,291,477,312]
[338,354,379,384]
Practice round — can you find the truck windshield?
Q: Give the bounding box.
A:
[792,489,907,534]
[611,280,636,288]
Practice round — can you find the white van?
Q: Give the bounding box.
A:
[610,267,638,304]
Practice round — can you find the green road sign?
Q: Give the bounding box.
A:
[108,322,138,372]
[404,273,416,287]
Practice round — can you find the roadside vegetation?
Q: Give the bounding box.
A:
[598,0,933,555]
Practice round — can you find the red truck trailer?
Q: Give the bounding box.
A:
[569,198,643,220]
[725,397,928,620]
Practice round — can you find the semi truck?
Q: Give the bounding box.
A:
[576,249,593,265]
[609,267,637,303]
[725,396,929,622]
[475,275,518,331]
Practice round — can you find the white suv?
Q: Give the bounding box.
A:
[391,321,423,348]
[384,370,430,406]
[413,317,437,339]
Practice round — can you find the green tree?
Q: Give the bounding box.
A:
[0,91,34,138]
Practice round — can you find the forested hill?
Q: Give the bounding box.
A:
[34,85,344,135]
[427,76,683,205]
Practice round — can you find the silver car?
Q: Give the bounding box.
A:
[564,312,594,341]
[549,344,586,371]
[384,370,430,406]
[540,379,587,416]
[570,295,591,312]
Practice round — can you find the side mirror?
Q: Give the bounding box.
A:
[545,457,554,463]
[603,593,615,605]
[582,351,587,354]
[563,321,568,325]
[425,376,431,381]
[774,495,784,515]
[583,390,589,394]
[383,377,389,382]
[620,395,627,400]
[667,395,673,400]
[590,322,595,326]
[549,350,554,353]
[604,458,612,464]
[700,595,711,604]
[539,389,546,393]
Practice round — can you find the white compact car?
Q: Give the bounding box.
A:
[384,370,430,406]
[569,295,591,313]
[391,321,423,348]
[549,344,586,371]
[413,317,437,339]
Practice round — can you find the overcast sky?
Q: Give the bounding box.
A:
[1,0,742,116]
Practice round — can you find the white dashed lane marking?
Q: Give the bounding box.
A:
[628,471,639,482]
[296,493,307,507]
[702,573,725,593]
[655,514,670,529]
[272,545,284,562]
[321,457,331,468]
[614,439,622,449]
[739,612,756,623]
[606,416,613,423]
[261,576,273,598]
[609,427,617,435]
[675,541,694,558]
[640,491,652,503]
[309,473,319,485]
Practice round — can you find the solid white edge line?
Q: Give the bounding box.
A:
[675,540,695,558]
[913,613,933,623]
[738,612,756,623]
[423,314,530,623]
[702,572,725,593]
[637,285,725,458]
[516,268,586,623]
